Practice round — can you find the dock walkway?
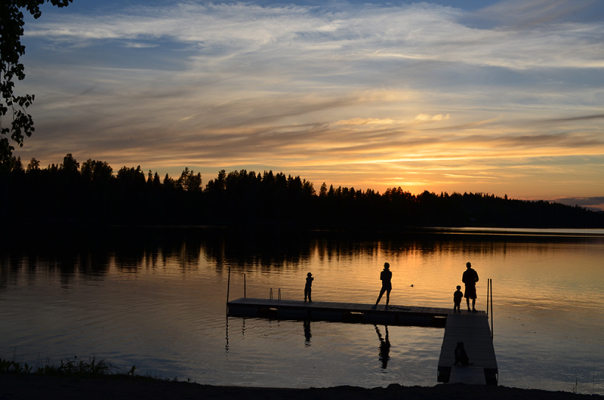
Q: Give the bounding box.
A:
[437,312,498,385]
[228,298,454,327]
[227,298,497,385]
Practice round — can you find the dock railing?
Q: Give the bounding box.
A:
[486,278,493,339]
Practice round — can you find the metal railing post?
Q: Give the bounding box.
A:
[490,279,494,339]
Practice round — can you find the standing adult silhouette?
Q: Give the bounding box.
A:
[462,262,479,312]
[372,262,392,309]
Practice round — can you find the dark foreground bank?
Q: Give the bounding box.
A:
[1,374,601,400]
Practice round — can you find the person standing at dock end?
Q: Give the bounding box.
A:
[373,262,392,309]
[462,262,479,312]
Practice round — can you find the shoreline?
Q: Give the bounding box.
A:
[1,374,601,400]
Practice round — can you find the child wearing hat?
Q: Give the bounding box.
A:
[304,272,314,302]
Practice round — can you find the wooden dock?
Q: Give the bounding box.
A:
[227,298,498,385]
[228,298,452,327]
[437,312,498,385]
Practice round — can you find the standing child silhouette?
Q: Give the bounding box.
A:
[304,272,313,302]
[453,285,463,313]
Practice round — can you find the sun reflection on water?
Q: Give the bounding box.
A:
[0,227,603,393]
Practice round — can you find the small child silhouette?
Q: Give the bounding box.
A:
[453,285,463,313]
[304,272,314,302]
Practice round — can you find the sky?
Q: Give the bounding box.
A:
[11,0,604,210]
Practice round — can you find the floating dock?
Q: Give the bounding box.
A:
[228,298,452,327]
[227,298,498,385]
[437,312,498,385]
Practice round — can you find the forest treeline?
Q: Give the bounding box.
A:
[1,154,602,228]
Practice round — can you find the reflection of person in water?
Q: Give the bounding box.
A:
[454,342,471,366]
[304,320,311,346]
[462,262,479,312]
[304,272,313,302]
[375,325,390,369]
[372,263,392,309]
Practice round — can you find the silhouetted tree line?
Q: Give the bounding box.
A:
[1,154,603,228]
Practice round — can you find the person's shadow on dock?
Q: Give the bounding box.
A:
[375,325,390,369]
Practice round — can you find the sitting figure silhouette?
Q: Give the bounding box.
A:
[454,342,472,366]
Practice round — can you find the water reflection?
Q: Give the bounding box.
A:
[1,226,604,393]
[304,320,312,346]
[225,316,230,352]
[375,325,390,369]
[3,226,601,283]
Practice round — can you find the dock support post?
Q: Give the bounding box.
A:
[244,274,247,299]
[270,288,273,300]
[486,279,490,317]
[226,267,231,310]
[278,288,281,300]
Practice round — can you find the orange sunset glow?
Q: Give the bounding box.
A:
[8,0,604,210]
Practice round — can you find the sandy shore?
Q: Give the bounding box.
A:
[1,374,601,400]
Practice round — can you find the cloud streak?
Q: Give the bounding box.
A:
[26,2,604,70]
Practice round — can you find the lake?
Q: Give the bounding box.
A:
[1,226,603,394]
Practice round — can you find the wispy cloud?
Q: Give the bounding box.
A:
[551,196,604,211]
[26,2,604,69]
[476,0,597,28]
[543,114,604,123]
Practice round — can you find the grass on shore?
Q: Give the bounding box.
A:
[0,356,136,379]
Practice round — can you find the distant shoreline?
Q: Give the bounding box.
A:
[4,160,603,228]
[1,373,601,400]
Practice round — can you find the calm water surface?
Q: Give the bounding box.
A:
[1,227,603,394]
